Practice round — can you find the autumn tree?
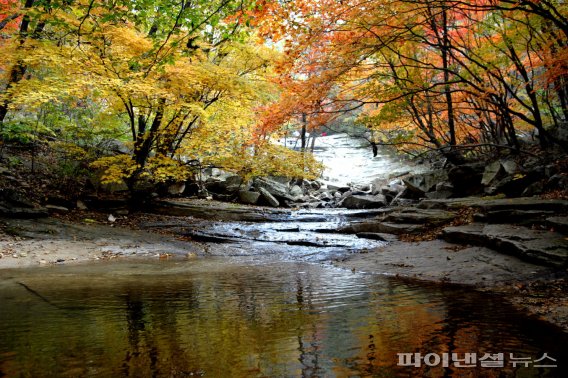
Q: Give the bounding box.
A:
[254,0,568,160]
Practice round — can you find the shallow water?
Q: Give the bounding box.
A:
[312,134,425,185]
[0,259,565,377]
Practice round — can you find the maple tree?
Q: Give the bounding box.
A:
[253,0,568,159]
[0,0,322,190]
[1,0,566,194]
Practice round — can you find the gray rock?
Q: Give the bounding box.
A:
[390,197,416,207]
[479,209,554,225]
[418,197,568,212]
[442,223,568,267]
[335,239,554,286]
[76,200,88,210]
[448,164,484,196]
[267,176,291,185]
[435,181,454,192]
[370,178,387,195]
[205,174,243,194]
[356,232,398,242]
[258,187,280,207]
[481,161,504,186]
[381,184,405,197]
[167,182,186,195]
[521,181,545,196]
[203,168,221,177]
[45,205,69,213]
[355,184,371,192]
[289,185,303,198]
[318,192,334,202]
[547,216,568,234]
[151,199,290,221]
[327,183,351,193]
[384,208,457,226]
[339,194,387,209]
[403,170,449,195]
[254,177,291,200]
[425,190,453,199]
[339,221,424,235]
[102,139,131,155]
[501,159,519,175]
[547,174,568,190]
[388,170,410,179]
[238,190,261,205]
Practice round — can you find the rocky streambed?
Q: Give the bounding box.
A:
[2,194,567,330]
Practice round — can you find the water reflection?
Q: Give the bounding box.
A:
[0,260,565,377]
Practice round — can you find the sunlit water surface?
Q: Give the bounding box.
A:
[0,259,565,377]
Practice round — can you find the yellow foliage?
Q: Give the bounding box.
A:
[50,142,91,161]
[145,155,191,183]
[90,155,139,185]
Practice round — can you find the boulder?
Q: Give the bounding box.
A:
[403,170,449,195]
[380,184,405,202]
[339,194,387,209]
[448,164,484,196]
[521,181,545,197]
[481,160,504,186]
[238,190,261,205]
[205,174,243,194]
[546,174,568,190]
[370,178,387,195]
[501,159,519,175]
[485,171,542,197]
[289,185,304,198]
[258,187,280,207]
[167,182,186,195]
[318,192,334,202]
[202,167,222,177]
[254,177,292,200]
[0,188,49,218]
[101,139,131,155]
[89,176,129,193]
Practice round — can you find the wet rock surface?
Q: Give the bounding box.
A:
[333,239,555,286]
[442,223,568,267]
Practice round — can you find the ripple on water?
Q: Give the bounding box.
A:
[0,260,566,377]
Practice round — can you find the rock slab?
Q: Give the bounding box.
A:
[442,223,568,267]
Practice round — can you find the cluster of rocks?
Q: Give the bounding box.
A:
[337,197,568,267]
[401,157,567,201]
[189,155,566,210]
[191,168,405,209]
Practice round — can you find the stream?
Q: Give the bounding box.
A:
[0,135,566,377]
[1,260,566,377]
[314,134,422,186]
